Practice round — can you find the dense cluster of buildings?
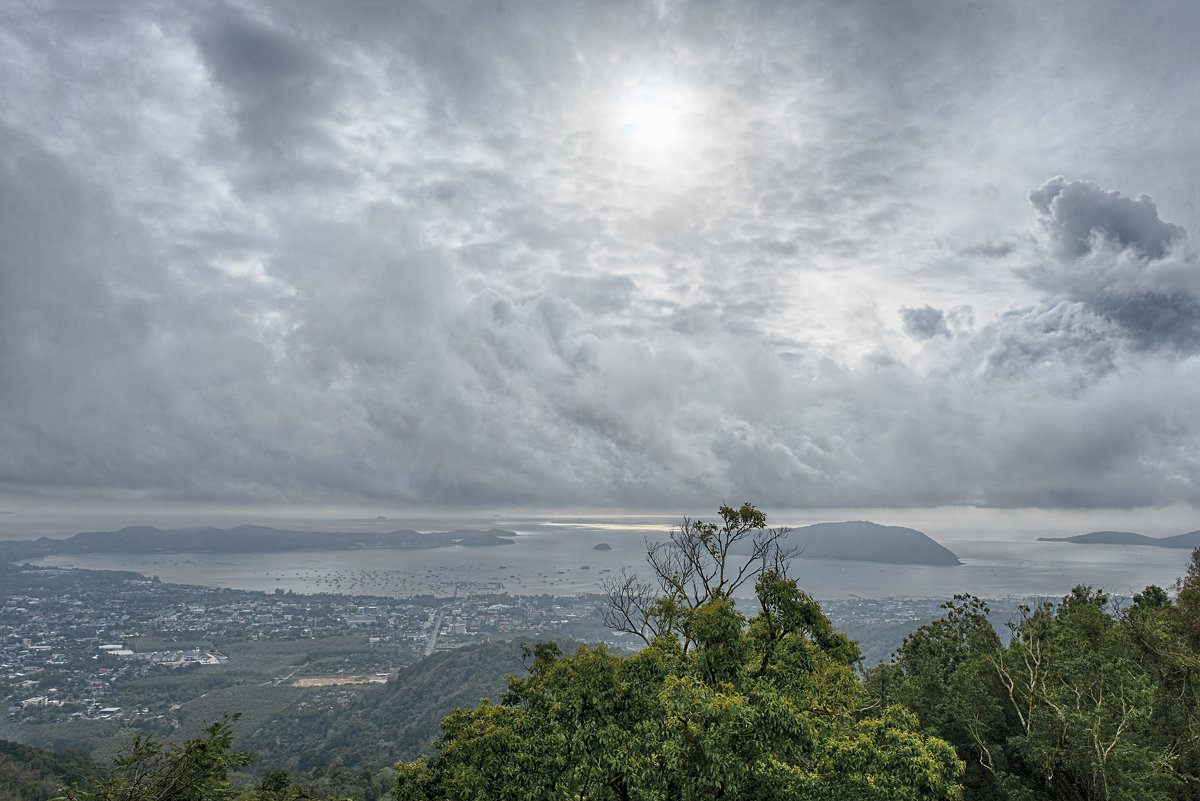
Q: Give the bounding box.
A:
[0,566,608,722]
[2,563,975,727]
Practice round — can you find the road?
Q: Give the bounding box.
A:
[424,583,459,656]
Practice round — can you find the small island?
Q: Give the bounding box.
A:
[593,542,613,551]
[1039,529,1200,548]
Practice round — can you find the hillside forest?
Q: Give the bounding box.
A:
[8,504,1200,801]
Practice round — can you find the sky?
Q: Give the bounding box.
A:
[2,1,1200,526]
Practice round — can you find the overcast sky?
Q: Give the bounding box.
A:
[3,1,1200,521]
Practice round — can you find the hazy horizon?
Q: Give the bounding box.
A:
[2,502,1197,544]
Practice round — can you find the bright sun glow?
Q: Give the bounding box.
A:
[614,80,691,155]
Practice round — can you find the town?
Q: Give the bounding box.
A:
[1,561,981,736]
[1,564,613,727]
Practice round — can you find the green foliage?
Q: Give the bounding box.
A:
[0,740,96,801]
[63,716,253,801]
[602,502,793,648]
[1175,547,1200,650]
[396,505,963,800]
[60,717,351,801]
[870,552,1200,801]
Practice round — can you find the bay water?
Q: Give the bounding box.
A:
[25,521,1192,602]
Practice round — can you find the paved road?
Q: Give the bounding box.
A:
[424,583,460,656]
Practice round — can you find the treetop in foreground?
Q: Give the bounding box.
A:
[394,504,964,800]
[867,547,1200,800]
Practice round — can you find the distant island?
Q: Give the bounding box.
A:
[1039,529,1200,548]
[592,542,612,551]
[0,525,516,561]
[732,521,961,566]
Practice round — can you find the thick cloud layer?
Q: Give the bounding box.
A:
[1022,178,1200,352]
[1030,177,1184,261]
[2,1,1200,513]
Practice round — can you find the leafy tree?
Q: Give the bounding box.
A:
[395,505,963,800]
[865,595,1003,799]
[1175,547,1200,646]
[61,717,338,801]
[979,587,1170,801]
[0,740,95,801]
[873,564,1200,801]
[601,503,793,650]
[1126,561,1200,798]
[63,717,253,801]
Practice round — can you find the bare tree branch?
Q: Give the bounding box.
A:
[601,504,795,652]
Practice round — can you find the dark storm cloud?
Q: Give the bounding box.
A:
[194,8,336,153]
[899,306,950,340]
[1024,177,1200,352]
[3,1,1200,513]
[1090,291,1200,352]
[1030,177,1184,261]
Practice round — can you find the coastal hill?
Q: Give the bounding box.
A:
[0,525,516,560]
[776,521,961,566]
[1039,529,1200,548]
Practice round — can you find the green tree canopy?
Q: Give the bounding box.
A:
[394,504,963,801]
[60,717,336,801]
[869,550,1200,801]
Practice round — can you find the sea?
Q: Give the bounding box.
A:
[7,507,1196,603]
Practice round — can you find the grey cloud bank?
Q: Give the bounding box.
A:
[1,1,1199,516]
[900,306,950,340]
